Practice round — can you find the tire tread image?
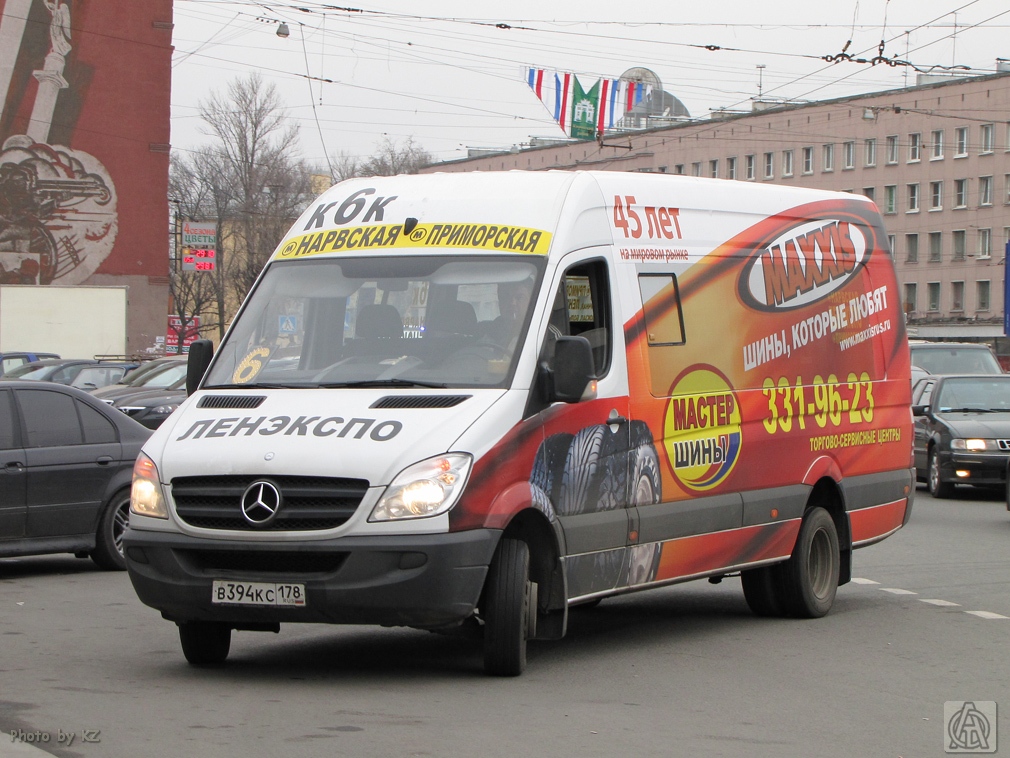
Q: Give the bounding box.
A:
[483,538,530,676]
[774,506,840,619]
[179,621,231,666]
[558,426,607,516]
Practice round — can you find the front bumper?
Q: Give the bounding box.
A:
[939,450,1010,487]
[123,527,500,629]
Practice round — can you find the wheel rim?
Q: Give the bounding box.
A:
[929,451,940,493]
[634,475,654,506]
[807,527,833,600]
[112,499,130,555]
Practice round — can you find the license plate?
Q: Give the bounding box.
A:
[211,580,306,607]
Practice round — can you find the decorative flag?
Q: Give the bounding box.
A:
[596,78,622,133]
[526,67,573,135]
[570,76,600,141]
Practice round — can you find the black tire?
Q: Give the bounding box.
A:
[91,490,130,571]
[928,447,955,499]
[629,444,661,506]
[530,432,573,506]
[179,621,231,666]
[774,507,840,618]
[558,425,607,515]
[483,538,533,676]
[741,566,783,617]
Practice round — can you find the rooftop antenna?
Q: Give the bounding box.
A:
[756,64,766,99]
[951,12,958,68]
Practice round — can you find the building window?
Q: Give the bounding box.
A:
[863,187,875,202]
[955,126,968,157]
[954,178,968,208]
[977,280,991,312]
[1005,174,1010,204]
[782,150,793,177]
[978,228,991,259]
[823,143,834,171]
[952,229,966,261]
[691,162,702,177]
[745,154,755,180]
[908,133,921,162]
[980,123,994,153]
[674,164,685,175]
[763,152,774,179]
[931,129,944,159]
[927,282,940,311]
[929,181,943,210]
[886,135,899,164]
[710,159,719,178]
[903,283,917,314]
[884,185,897,214]
[843,141,855,169]
[726,157,737,180]
[928,231,942,262]
[905,232,918,263]
[907,183,919,212]
[802,146,813,174]
[887,233,895,255]
[864,138,876,167]
[979,175,993,206]
[951,281,964,312]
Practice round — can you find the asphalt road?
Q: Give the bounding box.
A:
[1,486,1008,758]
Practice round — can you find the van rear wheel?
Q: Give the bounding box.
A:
[775,507,839,618]
[179,621,231,666]
[741,566,783,617]
[483,538,534,676]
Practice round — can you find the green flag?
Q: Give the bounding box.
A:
[570,76,600,141]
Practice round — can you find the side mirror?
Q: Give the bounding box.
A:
[911,404,929,417]
[186,339,214,396]
[552,336,596,403]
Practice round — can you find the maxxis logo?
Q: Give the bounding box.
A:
[739,217,873,312]
[663,366,742,492]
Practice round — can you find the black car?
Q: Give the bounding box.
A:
[91,356,187,404]
[0,381,151,569]
[112,383,185,429]
[912,374,1010,498]
[1,358,140,389]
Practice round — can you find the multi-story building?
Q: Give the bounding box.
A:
[424,70,1010,354]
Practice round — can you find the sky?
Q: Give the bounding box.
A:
[169,0,1010,168]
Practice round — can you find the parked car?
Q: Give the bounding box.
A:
[90,356,187,404]
[1,358,140,389]
[0,351,60,374]
[912,374,1010,498]
[112,382,186,429]
[909,341,1003,376]
[0,381,152,569]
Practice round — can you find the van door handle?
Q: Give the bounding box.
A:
[96,455,113,466]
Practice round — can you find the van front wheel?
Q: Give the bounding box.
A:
[483,538,533,676]
[179,621,231,666]
[775,506,839,618]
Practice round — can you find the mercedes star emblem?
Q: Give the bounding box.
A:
[240,480,283,527]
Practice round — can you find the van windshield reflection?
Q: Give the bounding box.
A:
[202,256,544,390]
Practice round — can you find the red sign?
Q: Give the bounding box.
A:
[166,315,200,354]
[182,248,216,272]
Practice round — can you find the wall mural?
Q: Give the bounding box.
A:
[0,0,117,285]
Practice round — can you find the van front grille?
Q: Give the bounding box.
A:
[171,475,368,531]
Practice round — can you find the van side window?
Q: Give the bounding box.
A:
[558,261,612,376]
[639,274,686,346]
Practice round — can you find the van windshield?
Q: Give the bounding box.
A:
[203,256,544,390]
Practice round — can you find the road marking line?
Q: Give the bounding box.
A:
[920,599,960,607]
[851,578,879,585]
[965,611,1009,620]
[880,588,918,595]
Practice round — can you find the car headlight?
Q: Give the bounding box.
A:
[131,452,168,519]
[950,438,993,451]
[369,453,472,521]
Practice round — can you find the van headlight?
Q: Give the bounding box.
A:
[369,453,472,521]
[131,452,168,519]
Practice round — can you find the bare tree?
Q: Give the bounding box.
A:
[360,136,434,177]
[169,73,314,340]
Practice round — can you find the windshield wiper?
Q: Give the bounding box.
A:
[318,379,449,389]
[941,407,1000,413]
[201,382,311,390]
